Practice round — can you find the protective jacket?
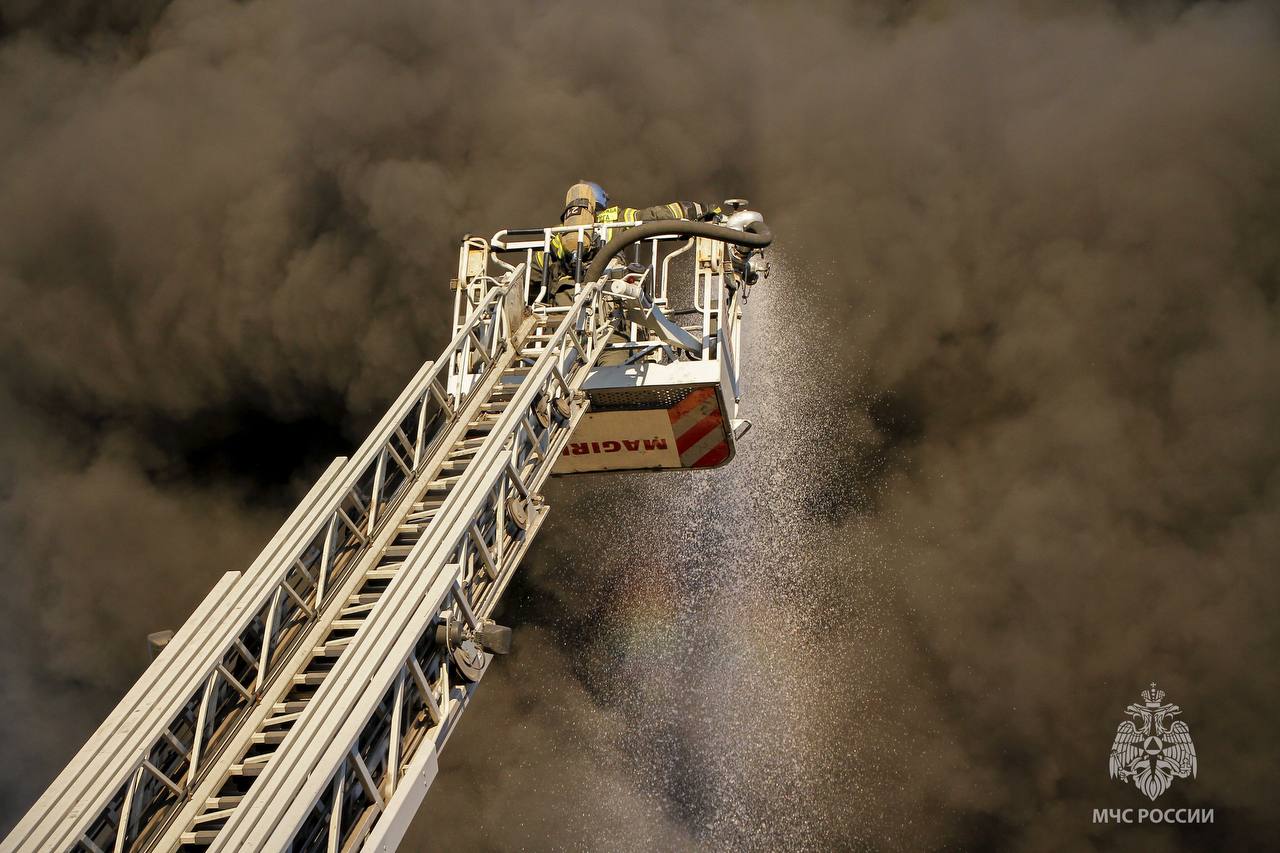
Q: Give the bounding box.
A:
[595,201,706,223]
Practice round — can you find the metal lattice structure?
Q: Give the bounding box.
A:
[3,212,770,853]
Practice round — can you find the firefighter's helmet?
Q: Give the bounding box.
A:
[580,180,608,211]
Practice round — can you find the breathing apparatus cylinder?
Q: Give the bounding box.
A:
[561,181,598,256]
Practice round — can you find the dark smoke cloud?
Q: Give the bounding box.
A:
[1,1,1278,850]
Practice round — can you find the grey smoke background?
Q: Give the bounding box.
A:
[1,0,1278,850]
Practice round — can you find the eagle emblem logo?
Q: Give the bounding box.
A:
[1109,682,1197,800]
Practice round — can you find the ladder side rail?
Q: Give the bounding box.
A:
[51,441,384,851]
[149,282,524,850]
[0,569,241,853]
[152,354,518,851]
[209,448,515,851]
[234,284,610,851]
[270,457,545,853]
[2,458,348,853]
[11,290,510,853]
[354,288,611,852]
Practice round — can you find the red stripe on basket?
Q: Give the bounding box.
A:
[692,441,730,469]
[676,410,723,455]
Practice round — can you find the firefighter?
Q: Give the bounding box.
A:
[533,181,724,304]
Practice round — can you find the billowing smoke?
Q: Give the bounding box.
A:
[1,1,1277,850]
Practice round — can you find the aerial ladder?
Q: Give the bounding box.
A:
[2,206,772,853]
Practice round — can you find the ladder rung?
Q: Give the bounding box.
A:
[312,640,348,657]
[331,618,366,631]
[251,730,288,745]
[403,511,437,524]
[293,672,326,686]
[205,795,243,809]
[230,762,265,777]
[272,701,307,714]
[192,807,237,825]
[180,830,219,845]
[264,711,304,727]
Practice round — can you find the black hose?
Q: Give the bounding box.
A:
[584,220,773,283]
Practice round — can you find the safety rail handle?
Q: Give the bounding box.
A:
[42,287,512,853]
[489,220,649,250]
[453,230,723,382]
[485,223,692,305]
[471,220,761,373]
